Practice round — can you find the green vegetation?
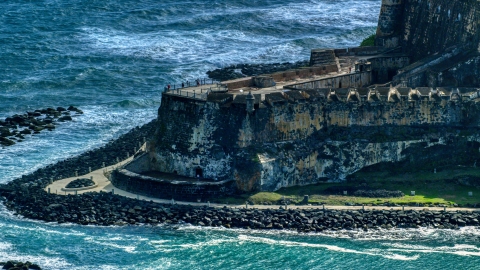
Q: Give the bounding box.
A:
[251,153,260,163]
[216,166,480,206]
[360,34,376,47]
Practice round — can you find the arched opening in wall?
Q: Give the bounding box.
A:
[173,170,178,175]
[339,81,342,88]
[195,167,203,178]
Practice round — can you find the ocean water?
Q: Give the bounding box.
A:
[1,0,479,269]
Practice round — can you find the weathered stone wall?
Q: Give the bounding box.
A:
[376,0,404,48]
[402,0,479,61]
[147,91,480,192]
[369,55,410,83]
[310,49,337,67]
[148,95,239,180]
[376,0,480,61]
[393,47,480,88]
[437,54,480,87]
[223,77,254,91]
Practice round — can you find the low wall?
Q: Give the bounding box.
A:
[111,169,237,202]
[269,65,338,82]
[285,71,372,90]
[223,77,254,90]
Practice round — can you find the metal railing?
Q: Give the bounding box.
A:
[165,84,228,100]
[163,78,221,91]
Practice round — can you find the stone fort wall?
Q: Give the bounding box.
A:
[376,0,480,61]
[145,88,480,192]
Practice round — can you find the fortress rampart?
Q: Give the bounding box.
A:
[121,87,480,194]
[110,0,480,200]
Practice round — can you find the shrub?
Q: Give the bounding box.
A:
[360,34,376,47]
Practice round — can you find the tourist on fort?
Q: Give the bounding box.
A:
[167,84,171,91]
[182,82,185,88]
[196,79,200,86]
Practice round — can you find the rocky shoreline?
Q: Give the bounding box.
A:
[1,121,480,232]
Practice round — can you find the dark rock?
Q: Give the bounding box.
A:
[0,261,41,270]
[66,178,95,189]
[43,117,53,124]
[20,128,32,135]
[2,261,15,269]
[0,127,12,137]
[0,137,15,146]
[58,116,72,122]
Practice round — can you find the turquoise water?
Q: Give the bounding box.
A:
[2,0,480,269]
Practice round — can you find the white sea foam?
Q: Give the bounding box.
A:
[85,238,138,253]
[150,236,238,252]
[382,242,480,257]
[0,240,71,269]
[265,1,379,27]
[236,234,419,261]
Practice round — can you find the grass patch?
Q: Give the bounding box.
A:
[215,166,480,206]
[360,34,376,47]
